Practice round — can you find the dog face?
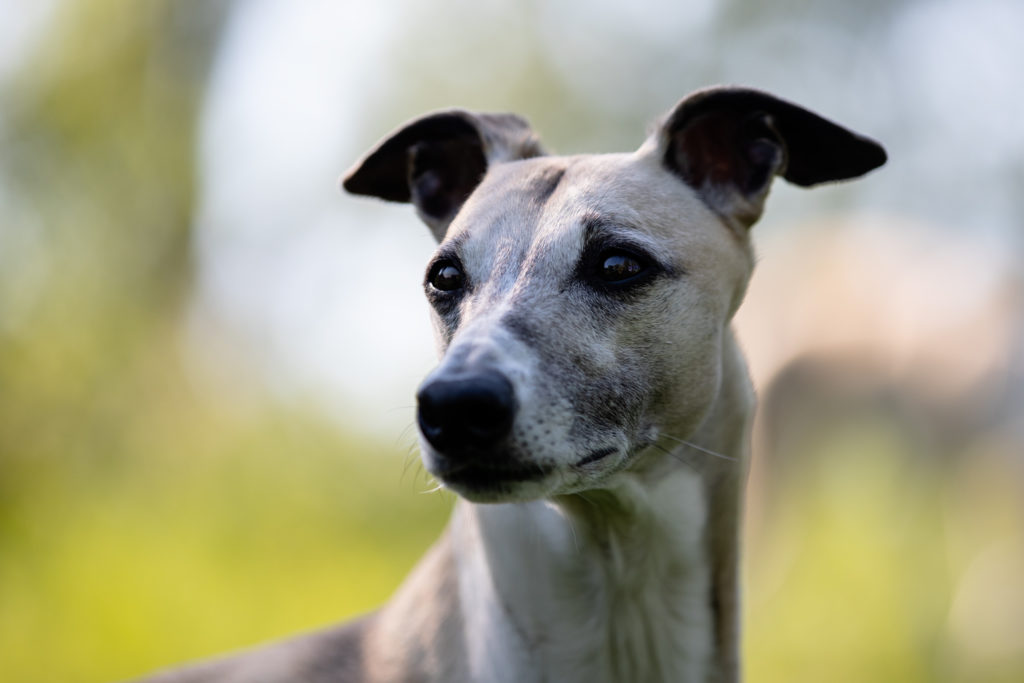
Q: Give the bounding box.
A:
[414,153,751,501]
[343,87,885,502]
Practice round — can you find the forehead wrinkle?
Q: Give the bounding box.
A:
[527,164,567,209]
[535,157,647,226]
[521,161,650,266]
[454,159,578,294]
[552,153,714,244]
[508,205,587,301]
[509,159,643,291]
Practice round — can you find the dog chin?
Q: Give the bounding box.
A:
[442,479,557,505]
[441,477,560,504]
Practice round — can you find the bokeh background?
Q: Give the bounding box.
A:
[1,0,1022,681]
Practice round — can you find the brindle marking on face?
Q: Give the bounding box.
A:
[527,164,567,208]
[424,162,572,353]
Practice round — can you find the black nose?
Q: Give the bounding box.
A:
[416,371,516,456]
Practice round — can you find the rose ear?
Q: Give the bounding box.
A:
[342,110,545,241]
[656,87,887,230]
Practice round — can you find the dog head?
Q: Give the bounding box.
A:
[343,87,885,502]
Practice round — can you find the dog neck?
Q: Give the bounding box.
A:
[446,332,753,683]
[452,472,713,683]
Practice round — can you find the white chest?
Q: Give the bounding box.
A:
[456,469,714,683]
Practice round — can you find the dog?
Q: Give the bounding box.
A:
[136,86,885,683]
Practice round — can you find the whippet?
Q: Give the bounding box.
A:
[137,86,885,683]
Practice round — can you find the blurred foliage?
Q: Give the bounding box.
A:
[0,0,226,494]
[0,409,452,682]
[0,1,451,681]
[1,1,1022,683]
[745,421,1024,683]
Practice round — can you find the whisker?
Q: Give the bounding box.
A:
[394,421,420,449]
[658,433,737,462]
[400,450,420,483]
[419,479,445,495]
[566,516,581,555]
[560,498,584,554]
[398,426,422,485]
[650,442,699,474]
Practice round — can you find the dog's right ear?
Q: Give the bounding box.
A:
[342,110,545,241]
[654,87,887,232]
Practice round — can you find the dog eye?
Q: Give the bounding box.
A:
[428,260,465,292]
[599,251,647,283]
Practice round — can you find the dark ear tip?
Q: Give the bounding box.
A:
[854,133,887,171]
[339,165,367,195]
[833,135,887,184]
[784,130,888,187]
[339,169,357,194]
[339,110,481,203]
[866,138,888,170]
[340,159,408,201]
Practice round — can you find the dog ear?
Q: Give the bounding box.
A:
[342,110,545,241]
[657,87,886,230]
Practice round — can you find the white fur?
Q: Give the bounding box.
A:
[447,463,713,683]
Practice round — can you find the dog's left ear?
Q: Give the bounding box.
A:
[656,86,887,230]
[342,110,545,241]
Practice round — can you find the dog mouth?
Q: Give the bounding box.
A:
[430,459,553,491]
[432,446,616,488]
[425,446,625,501]
[574,447,617,466]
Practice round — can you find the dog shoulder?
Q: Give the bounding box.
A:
[128,615,376,683]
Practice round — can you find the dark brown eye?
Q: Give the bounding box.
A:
[599,251,646,283]
[428,260,465,292]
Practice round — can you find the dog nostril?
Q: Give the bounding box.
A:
[416,371,516,454]
[416,391,446,443]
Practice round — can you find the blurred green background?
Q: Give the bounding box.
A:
[1,1,1021,682]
